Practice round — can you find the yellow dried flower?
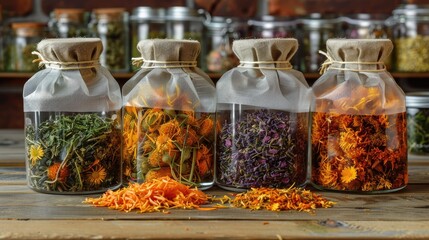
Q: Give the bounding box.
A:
[29,144,44,165]
[340,166,357,184]
[86,165,107,186]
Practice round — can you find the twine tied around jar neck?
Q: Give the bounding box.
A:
[237,60,293,70]
[318,50,386,74]
[31,51,100,70]
[131,57,198,69]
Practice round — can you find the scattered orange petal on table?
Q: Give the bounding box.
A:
[84,176,208,213]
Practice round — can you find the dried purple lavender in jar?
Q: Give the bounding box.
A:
[216,109,308,190]
[215,38,311,192]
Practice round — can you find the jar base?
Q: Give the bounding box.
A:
[311,183,407,194]
[27,183,122,195]
[216,181,308,192]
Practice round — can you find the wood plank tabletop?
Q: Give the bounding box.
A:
[1,129,429,239]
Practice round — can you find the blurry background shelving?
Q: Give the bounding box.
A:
[1,0,429,128]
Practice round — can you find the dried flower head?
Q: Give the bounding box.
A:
[86,165,107,186]
[142,109,165,132]
[175,128,198,146]
[199,117,214,137]
[47,162,69,182]
[148,148,169,167]
[159,120,180,138]
[340,166,357,184]
[182,111,198,126]
[29,144,44,165]
[196,145,212,175]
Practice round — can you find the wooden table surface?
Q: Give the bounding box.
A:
[1,129,429,239]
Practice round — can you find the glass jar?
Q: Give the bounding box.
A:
[0,4,4,71]
[311,39,407,193]
[166,7,206,40]
[406,92,429,155]
[248,15,296,38]
[5,22,45,72]
[342,14,392,70]
[296,13,337,73]
[90,8,130,72]
[342,14,389,39]
[392,4,429,72]
[49,8,88,38]
[248,16,298,68]
[166,7,208,67]
[23,38,122,194]
[216,38,311,191]
[204,16,248,73]
[122,39,216,189]
[130,7,166,70]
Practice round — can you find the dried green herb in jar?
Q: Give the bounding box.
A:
[5,22,45,72]
[394,36,429,72]
[23,38,123,194]
[25,113,122,193]
[50,8,88,38]
[406,92,429,155]
[91,8,129,72]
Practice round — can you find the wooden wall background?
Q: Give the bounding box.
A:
[1,0,429,128]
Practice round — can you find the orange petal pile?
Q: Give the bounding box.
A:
[84,176,208,213]
[231,187,336,212]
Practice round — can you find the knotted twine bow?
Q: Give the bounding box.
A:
[318,50,386,74]
[32,51,100,70]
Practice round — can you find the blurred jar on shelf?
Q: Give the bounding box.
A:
[391,4,429,72]
[295,13,337,73]
[5,22,46,72]
[341,13,391,70]
[248,16,297,68]
[49,8,88,38]
[248,15,296,38]
[130,7,166,60]
[204,17,248,74]
[0,4,4,71]
[342,14,390,39]
[166,7,207,40]
[130,7,166,71]
[166,7,208,67]
[89,8,130,72]
[406,92,429,156]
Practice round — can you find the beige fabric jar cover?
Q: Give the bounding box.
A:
[23,38,121,112]
[216,38,311,111]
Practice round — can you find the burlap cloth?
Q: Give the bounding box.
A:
[23,38,121,112]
